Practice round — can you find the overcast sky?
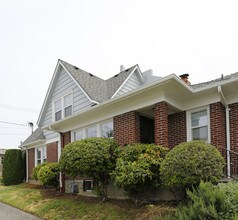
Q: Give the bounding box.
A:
[1,0,238,149]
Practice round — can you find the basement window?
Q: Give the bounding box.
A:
[83,180,93,191]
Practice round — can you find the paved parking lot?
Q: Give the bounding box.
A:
[0,202,43,220]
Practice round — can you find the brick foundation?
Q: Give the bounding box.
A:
[113,111,140,146]
[154,101,169,147]
[168,111,187,148]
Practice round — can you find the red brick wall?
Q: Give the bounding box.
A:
[210,102,226,157]
[154,101,169,147]
[168,111,187,149]
[229,102,238,174]
[60,131,71,192]
[61,131,71,148]
[47,142,58,162]
[28,148,35,180]
[113,111,140,146]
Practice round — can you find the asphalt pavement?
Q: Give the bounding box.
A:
[0,202,43,220]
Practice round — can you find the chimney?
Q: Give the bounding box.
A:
[179,73,191,85]
[120,65,125,72]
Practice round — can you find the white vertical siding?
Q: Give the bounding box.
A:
[114,72,141,97]
[41,69,91,127]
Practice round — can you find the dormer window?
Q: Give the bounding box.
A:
[53,93,73,121]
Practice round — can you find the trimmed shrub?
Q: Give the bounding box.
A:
[113,143,168,204]
[60,137,119,201]
[160,141,225,191]
[2,149,24,185]
[32,162,48,181]
[37,162,60,187]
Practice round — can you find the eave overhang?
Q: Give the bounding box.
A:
[43,74,238,133]
[21,139,46,149]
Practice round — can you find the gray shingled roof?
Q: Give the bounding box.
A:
[21,128,45,146]
[106,65,137,98]
[192,72,238,89]
[60,60,137,102]
[60,60,107,102]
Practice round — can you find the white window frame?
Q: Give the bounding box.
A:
[86,125,98,138]
[71,119,113,142]
[73,128,85,141]
[53,92,73,122]
[101,120,114,138]
[35,146,47,166]
[186,106,211,142]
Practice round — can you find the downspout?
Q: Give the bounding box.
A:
[49,126,62,189]
[24,147,29,183]
[218,86,231,178]
[57,132,62,189]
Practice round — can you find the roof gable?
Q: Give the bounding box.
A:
[109,65,144,98]
[37,60,93,126]
[37,60,146,126]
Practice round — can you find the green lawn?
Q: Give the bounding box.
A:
[0,184,176,220]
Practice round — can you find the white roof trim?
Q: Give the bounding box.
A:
[37,60,61,126]
[193,77,238,92]
[21,139,45,148]
[110,66,139,99]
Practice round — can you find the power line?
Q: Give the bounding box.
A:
[0,133,28,135]
[0,104,38,113]
[0,120,28,127]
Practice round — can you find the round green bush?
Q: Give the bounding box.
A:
[160,141,225,190]
[32,162,48,180]
[113,143,168,202]
[37,162,60,187]
[2,149,24,185]
[59,137,119,201]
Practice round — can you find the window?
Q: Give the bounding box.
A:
[64,93,72,117]
[101,121,113,138]
[0,156,3,165]
[187,107,210,142]
[54,99,62,121]
[83,180,93,191]
[71,120,114,142]
[73,129,84,141]
[53,93,72,121]
[36,146,47,166]
[86,126,97,137]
